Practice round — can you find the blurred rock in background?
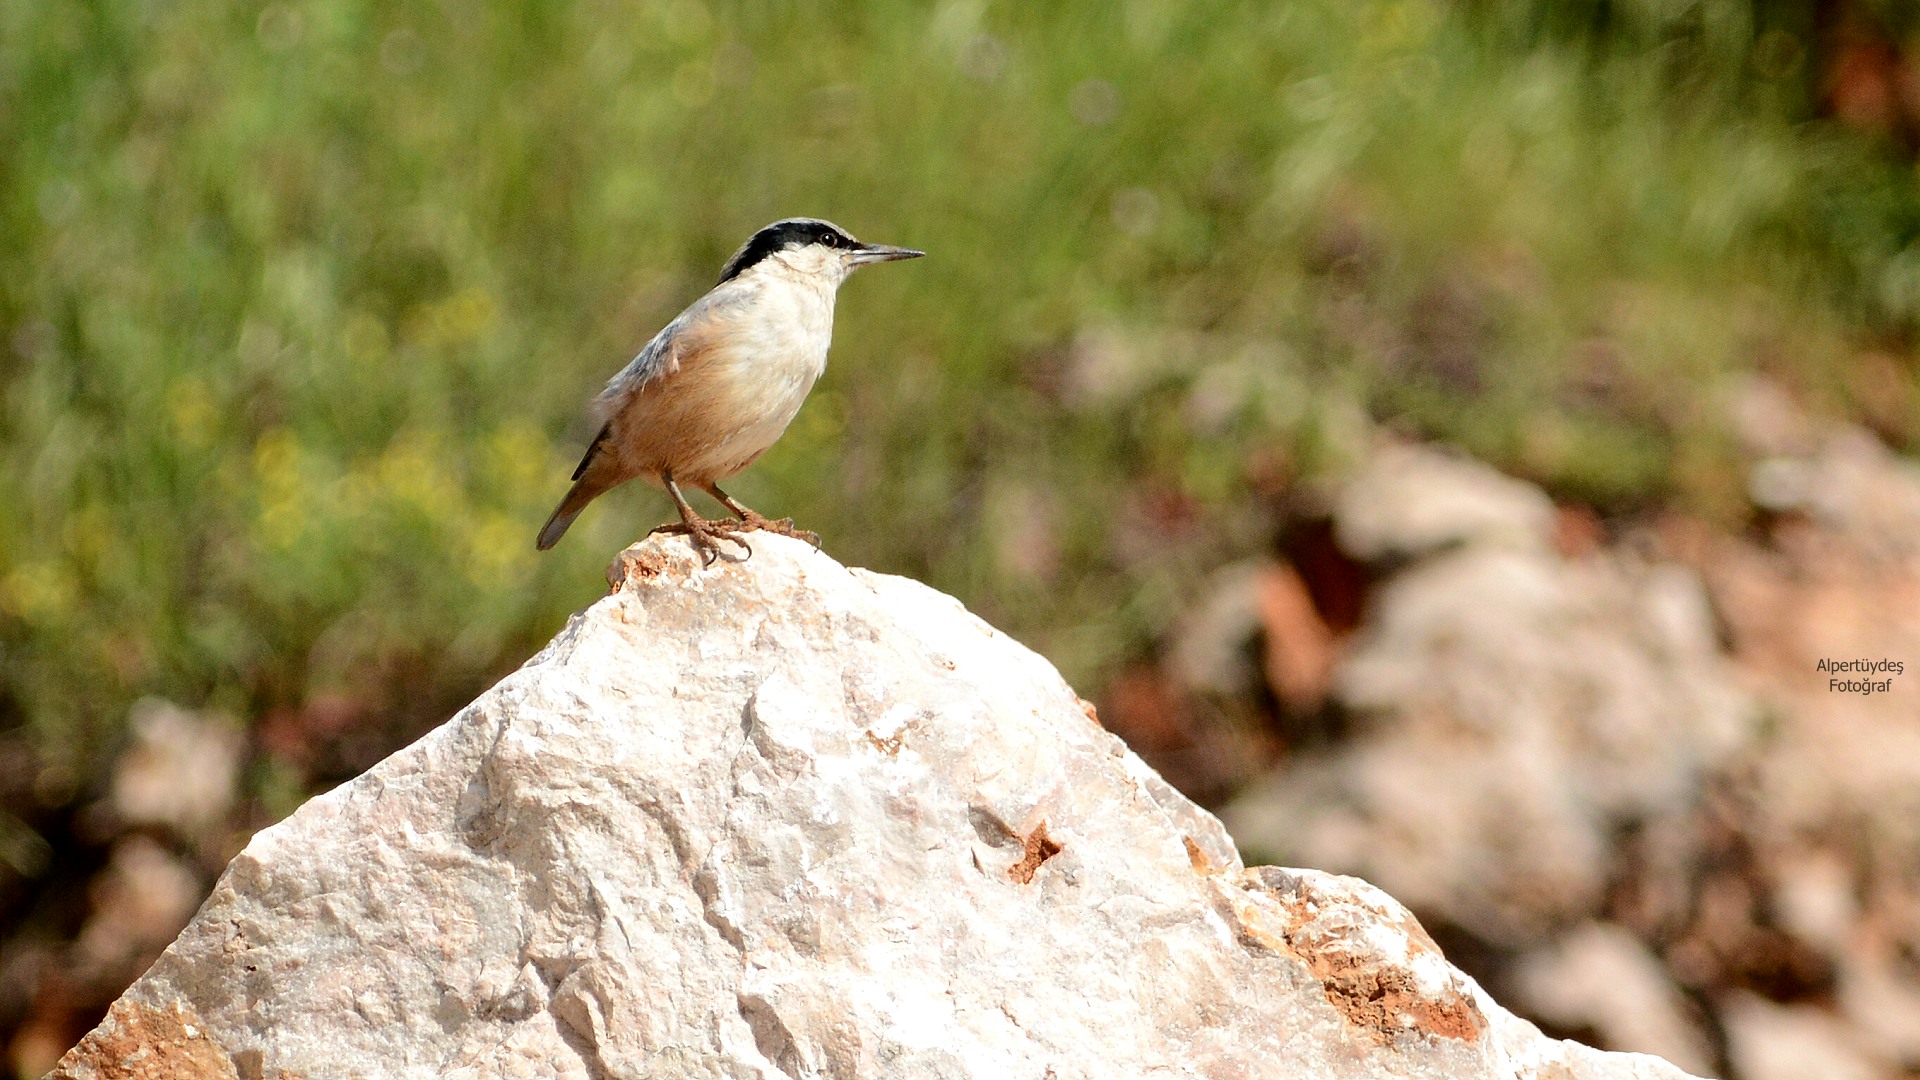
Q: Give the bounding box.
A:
[1,702,239,1077]
[1095,394,1920,1080]
[1228,441,1755,945]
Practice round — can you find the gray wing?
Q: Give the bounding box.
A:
[594,283,748,412]
[566,283,749,483]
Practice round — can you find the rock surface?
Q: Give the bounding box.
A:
[55,536,1698,1080]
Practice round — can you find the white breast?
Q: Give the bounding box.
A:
[681,263,838,479]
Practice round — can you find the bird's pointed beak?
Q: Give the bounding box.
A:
[847,243,926,266]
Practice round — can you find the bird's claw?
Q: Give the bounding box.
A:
[735,512,820,548]
[648,519,754,566]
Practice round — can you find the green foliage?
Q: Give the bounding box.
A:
[1,0,1916,785]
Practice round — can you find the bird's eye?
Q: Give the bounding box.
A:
[819,231,837,247]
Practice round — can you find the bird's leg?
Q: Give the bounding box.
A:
[704,483,820,548]
[648,471,751,565]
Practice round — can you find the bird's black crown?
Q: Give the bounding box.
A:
[717,218,859,284]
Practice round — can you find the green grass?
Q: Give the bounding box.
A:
[2,0,1916,800]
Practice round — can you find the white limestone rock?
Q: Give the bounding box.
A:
[55,536,1700,1080]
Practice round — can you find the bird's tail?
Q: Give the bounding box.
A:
[535,477,608,550]
[537,425,617,551]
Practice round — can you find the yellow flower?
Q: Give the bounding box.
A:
[0,561,78,622]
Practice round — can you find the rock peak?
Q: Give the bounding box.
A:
[56,535,1698,1079]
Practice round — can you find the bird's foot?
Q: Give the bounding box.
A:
[648,516,753,566]
[734,510,820,548]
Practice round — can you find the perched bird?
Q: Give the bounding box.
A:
[536,218,924,561]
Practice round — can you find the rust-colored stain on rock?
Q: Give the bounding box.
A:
[606,545,673,592]
[50,999,240,1080]
[1182,835,1217,876]
[1009,821,1063,885]
[1313,958,1484,1043]
[1075,697,1102,727]
[1220,870,1488,1045]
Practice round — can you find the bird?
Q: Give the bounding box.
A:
[535,218,924,562]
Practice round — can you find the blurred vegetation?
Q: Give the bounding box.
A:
[4,0,1920,872]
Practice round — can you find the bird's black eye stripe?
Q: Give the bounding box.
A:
[717,218,855,283]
